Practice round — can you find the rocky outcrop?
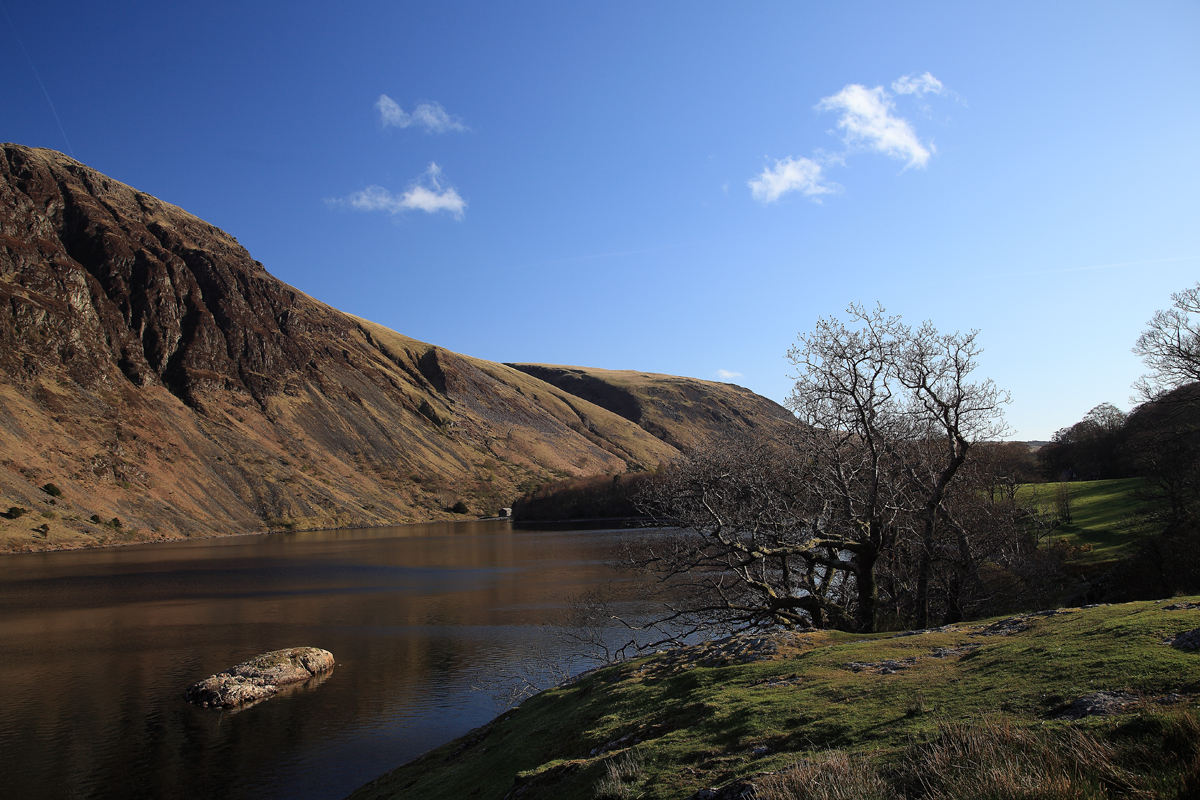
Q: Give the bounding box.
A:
[185,647,335,709]
[1051,690,1141,720]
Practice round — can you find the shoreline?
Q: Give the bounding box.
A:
[0,515,515,557]
[1,514,664,557]
[511,515,653,526]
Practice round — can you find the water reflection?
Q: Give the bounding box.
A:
[0,521,648,800]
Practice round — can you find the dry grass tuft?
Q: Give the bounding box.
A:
[594,747,647,799]
[899,717,1147,800]
[758,750,895,800]
[758,715,1200,800]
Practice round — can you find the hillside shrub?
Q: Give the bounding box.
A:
[41,483,62,497]
[5,506,27,519]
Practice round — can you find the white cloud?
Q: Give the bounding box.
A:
[891,72,944,96]
[375,94,467,133]
[410,103,467,133]
[339,185,398,212]
[716,369,743,380]
[330,163,466,219]
[376,94,407,127]
[748,156,839,204]
[816,84,932,168]
[747,73,947,206]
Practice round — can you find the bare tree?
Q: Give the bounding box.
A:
[1053,481,1073,524]
[628,437,849,637]
[903,458,1062,624]
[1124,383,1200,525]
[786,304,1010,630]
[972,441,1038,503]
[631,304,1014,636]
[1133,282,1200,401]
[1128,283,1200,523]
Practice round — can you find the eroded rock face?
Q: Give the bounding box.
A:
[185,647,335,709]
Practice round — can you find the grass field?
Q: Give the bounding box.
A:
[349,599,1200,799]
[1022,478,1161,566]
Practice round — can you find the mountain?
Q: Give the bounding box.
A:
[506,364,796,450]
[0,145,792,552]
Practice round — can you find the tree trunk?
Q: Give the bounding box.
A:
[856,549,880,633]
[914,534,932,629]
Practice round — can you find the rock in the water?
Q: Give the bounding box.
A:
[185,647,334,709]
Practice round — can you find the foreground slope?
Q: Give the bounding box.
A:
[0,145,691,550]
[350,600,1200,799]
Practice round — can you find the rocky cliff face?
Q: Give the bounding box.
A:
[0,145,790,552]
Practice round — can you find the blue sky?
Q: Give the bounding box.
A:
[3,1,1198,440]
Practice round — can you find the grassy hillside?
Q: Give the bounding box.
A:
[1024,479,1159,566]
[506,364,797,452]
[349,600,1200,799]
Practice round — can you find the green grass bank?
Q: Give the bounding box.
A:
[349,599,1200,799]
[1025,478,1159,566]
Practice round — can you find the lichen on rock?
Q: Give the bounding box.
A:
[185,647,334,709]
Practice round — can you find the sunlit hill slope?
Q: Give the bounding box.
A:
[0,145,791,552]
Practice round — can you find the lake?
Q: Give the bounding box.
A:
[0,521,649,800]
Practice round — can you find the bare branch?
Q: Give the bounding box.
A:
[1133,282,1200,401]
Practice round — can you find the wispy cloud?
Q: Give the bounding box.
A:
[716,369,743,380]
[375,94,467,133]
[891,72,944,96]
[748,73,948,205]
[946,255,1200,285]
[816,84,932,168]
[329,163,466,219]
[748,156,839,204]
[892,72,962,112]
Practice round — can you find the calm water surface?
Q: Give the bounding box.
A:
[0,521,647,800]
